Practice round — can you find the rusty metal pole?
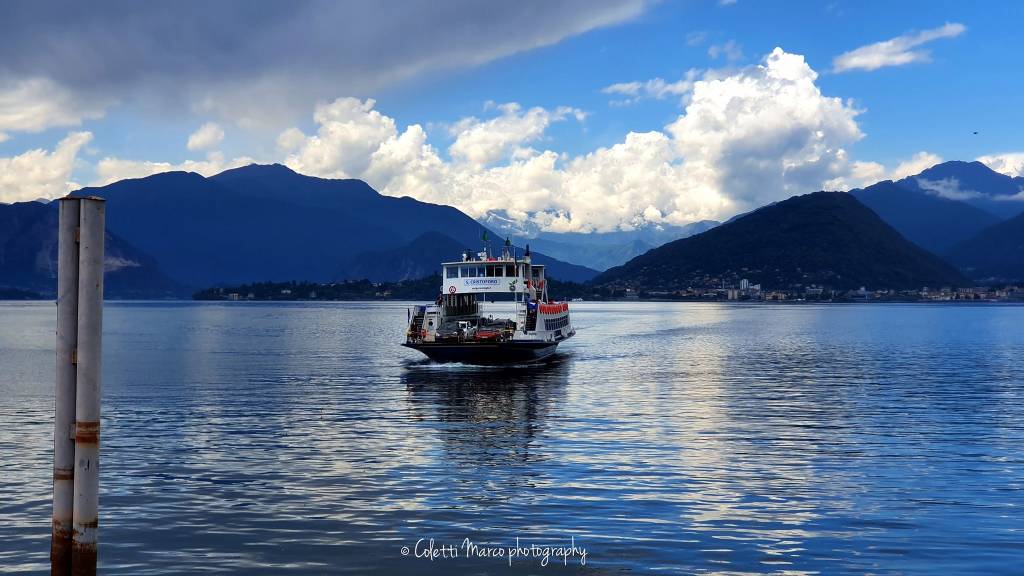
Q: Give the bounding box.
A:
[72,197,104,576]
[52,198,80,575]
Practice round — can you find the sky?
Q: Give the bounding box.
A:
[1,0,1022,233]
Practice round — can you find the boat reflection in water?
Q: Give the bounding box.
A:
[401,354,571,471]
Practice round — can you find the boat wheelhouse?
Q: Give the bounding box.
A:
[403,240,575,364]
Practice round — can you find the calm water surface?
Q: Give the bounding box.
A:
[1,301,1022,574]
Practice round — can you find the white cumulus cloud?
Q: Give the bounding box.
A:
[448,103,584,167]
[0,131,93,202]
[889,151,943,180]
[277,48,873,233]
[186,122,225,151]
[978,153,1024,177]
[832,23,966,73]
[282,97,398,179]
[666,48,863,209]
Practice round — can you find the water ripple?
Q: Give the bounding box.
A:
[1,301,1023,574]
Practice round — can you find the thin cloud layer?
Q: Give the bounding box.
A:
[601,70,700,106]
[92,152,256,187]
[832,23,966,73]
[0,78,107,136]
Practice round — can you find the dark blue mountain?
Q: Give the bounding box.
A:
[596,192,967,290]
[945,210,1024,281]
[517,220,720,271]
[851,180,1001,254]
[71,164,598,286]
[0,200,182,298]
[342,231,475,282]
[894,160,1024,219]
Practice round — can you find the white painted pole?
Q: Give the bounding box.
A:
[72,197,104,576]
[52,198,80,576]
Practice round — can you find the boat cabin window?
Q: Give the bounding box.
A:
[462,265,476,277]
[446,266,459,279]
[485,265,503,277]
[477,266,486,277]
[531,266,543,278]
[505,264,516,277]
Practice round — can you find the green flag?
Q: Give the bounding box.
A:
[482,230,489,242]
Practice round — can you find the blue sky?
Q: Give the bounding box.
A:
[1,0,1022,232]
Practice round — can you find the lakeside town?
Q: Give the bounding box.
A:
[188,278,1024,304]
[636,282,1024,302]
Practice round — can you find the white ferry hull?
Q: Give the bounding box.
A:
[403,339,561,365]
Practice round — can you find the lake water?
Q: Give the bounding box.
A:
[1,301,1023,574]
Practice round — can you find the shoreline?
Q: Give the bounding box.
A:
[4,297,1023,305]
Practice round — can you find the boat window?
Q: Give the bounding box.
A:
[506,264,516,277]
[446,267,459,279]
[486,265,495,277]
[477,266,486,277]
[467,266,477,278]
[494,266,503,277]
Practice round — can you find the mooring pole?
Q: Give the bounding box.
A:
[71,197,104,576]
[52,198,80,575]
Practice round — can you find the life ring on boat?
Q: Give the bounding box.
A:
[448,285,457,294]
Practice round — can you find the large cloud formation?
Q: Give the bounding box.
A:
[0,132,92,202]
[0,0,645,132]
[2,37,966,230]
[278,48,868,232]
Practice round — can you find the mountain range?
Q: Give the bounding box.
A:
[3,159,1024,298]
[596,192,967,290]
[0,200,181,298]
[2,164,597,297]
[849,160,1024,281]
[896,161,1024,219]
[67,164,597,287]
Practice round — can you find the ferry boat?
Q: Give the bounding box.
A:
[403,239,575,364]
